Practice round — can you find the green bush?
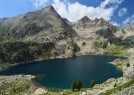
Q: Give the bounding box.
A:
[76,80,82,90]
[71,80,83,91]
[71,81,76,91]
[126,63,130,67]
[90,80,96,88]
[114,83,117,88]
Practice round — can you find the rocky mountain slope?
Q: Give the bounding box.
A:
[0,5,134,95]
[122,22,134,44]
[0,6,126,64]
[0,6,80,64]
[0,6,76,42]
[0,5,133,69]
[71,16,123,55]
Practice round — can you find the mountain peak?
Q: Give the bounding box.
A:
[42,5,56,12]
[82,16,90,20]
[81,16,91,22]
[94,18,108,24]
[98,18,106,22]
[78,16,91,24]
[45,5,54,10]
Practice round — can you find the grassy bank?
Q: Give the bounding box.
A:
[100,79,134,95]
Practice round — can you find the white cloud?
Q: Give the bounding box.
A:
[123,14,134,26]
[32,0,124,22]
[100,0,124,8]
[118,7,127,17]
[52,1,114,22]
[110,21,120,26]
[32,0,49,7]
[116,0,124,4]
[52,0,124,22]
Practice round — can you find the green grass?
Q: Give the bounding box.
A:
[0,81,31,95]
[99,79,134,95]
[104,45,127,56]
[44,89,86,95]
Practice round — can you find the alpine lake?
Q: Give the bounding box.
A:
[0,55,123,89]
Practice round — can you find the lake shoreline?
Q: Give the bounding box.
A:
[0,53,124,71]
[0,54,123,89]
[0,52,129,95]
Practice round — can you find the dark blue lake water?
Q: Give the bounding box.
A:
[0,55,123,89]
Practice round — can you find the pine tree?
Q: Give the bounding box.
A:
[71,81,76,91]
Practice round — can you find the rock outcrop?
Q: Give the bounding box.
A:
[71,16,122,55]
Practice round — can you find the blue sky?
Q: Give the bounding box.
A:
[0,0,134,26]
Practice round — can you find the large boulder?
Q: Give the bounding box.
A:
[124,67,134,82]
[34,88,48,95]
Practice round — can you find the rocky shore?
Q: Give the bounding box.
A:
[0,47,134,95]
[0,75,37,95]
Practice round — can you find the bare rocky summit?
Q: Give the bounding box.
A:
[71,16,123,55]
[0,6,76,42]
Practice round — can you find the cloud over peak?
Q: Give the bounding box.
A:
[52,0,114,22]
[32,0,124,22]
